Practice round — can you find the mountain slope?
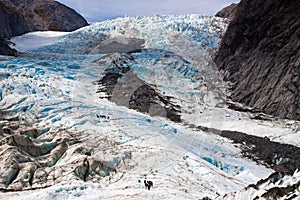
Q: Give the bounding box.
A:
[0,1,29,55]
[215,3,237,21]
[0,0,88,56]
[215,0,300,120]
[0,0,88,32]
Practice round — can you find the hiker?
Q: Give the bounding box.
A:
[144,179,153,190]
[97,114,110,120]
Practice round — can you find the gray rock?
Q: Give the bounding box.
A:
[0,1,33,38]
[215,0,300,120]
[0,38,17,56]
[1,0,88,32]
[215,3,237,21]
[95,50,182,122]
[0,1,30,55]
[0,0,88,56]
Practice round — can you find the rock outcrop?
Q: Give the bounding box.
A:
[224,170,300,199]
[95,51,181,122]
[1,0,88,32]
[0,1,33,39]
[215,3,237,21]
[0,0,88,56]
[215,0,300,120]
[0,1,30,55]
[0,39,17,56]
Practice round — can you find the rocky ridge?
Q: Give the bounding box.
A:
[215,3,237,21]
[95,50,183,123]
[1,0,88,32]
[215,0,300,120]
[0,0,88,56]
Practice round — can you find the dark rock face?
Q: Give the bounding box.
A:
[194,124,300,175]
[1,0,88,32]
[0,0,88,56]
[0,39,17,56]
[215,0,300,120]
[261,180,300,200]
[226,171,300,199]
[220,130,300,174]
[215,3,237,21]
[0,1,31,55]
[0,1,33,38]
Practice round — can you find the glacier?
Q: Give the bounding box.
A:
[1,15,299,199]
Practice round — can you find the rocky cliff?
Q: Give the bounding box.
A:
[0,0,88,55]
[215,0,300,120]
[0,1,29,55]
[215,3,237,21]
[1,0,88,32]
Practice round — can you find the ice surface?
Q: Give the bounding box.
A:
[10,31,70,52]
[0,53,274,199]
[11,14,227,54]
[1,15,299,199]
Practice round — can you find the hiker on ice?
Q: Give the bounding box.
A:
[144,179,153,190]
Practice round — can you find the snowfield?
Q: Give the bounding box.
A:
[1,15,299,199]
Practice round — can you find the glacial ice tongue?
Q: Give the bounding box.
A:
[1,14,296,200]
[11,14,228,55]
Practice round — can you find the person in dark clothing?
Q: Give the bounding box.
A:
[97,114,110,119]
[144,179,153,190]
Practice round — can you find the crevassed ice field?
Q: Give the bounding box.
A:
[0,15,299,199]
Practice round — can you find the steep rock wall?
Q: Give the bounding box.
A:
[215,3,237,21]
[0,0,88,56]
[1,0,88,32]
[215,0,300,120]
